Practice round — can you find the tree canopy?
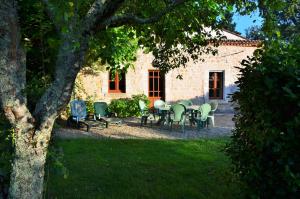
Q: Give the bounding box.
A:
[245,25,265,40]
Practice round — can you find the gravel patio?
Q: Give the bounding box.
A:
[54,113,234,139]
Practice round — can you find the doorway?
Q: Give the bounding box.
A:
[148,70,165,107]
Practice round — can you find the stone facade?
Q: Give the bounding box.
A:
[74,31,259,109]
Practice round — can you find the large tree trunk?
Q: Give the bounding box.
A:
[1,0,140,198]
[0,1,89,198]
[9,126,53,199]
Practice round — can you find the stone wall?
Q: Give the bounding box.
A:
[165,45,257,104]
[75,44,257,106]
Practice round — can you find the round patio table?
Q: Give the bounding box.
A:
[186,105,201,126]
[157,106,171,125]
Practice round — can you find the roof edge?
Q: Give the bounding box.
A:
[209,39,262,47]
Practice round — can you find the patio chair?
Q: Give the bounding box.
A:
[195,103,211,130]
[67,100,101,132]
[169,104,186,132]
[179,100,193,108]
[138,100,155,126]
[94,102,111,119]
[94,102,122,127]
[179,100,193,125]
[153,99,166,119]
[207,101,218,127]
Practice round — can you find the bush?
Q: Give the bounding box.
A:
[226,38,300,198]
[85,96,95,115]
[108,94,150,117]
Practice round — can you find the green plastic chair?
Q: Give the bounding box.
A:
[179,100,193,125]
[154,99,165,108]
[153,99,166,119]
[195,103,211,129]
[169,104,186,132]
[207,101,218,127]
[94,102,122,127]
[139,100,154,126]
[94,102,110,119]
[178,100,193,108]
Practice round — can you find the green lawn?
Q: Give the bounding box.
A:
[45,138,244,199]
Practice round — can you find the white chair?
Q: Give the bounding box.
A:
[207,101,218,127]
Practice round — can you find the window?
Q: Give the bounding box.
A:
[148,70,164,98]
[209,72,224,99]
[108,71,126,93]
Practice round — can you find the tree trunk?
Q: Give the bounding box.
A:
[1,0,132,198]
[9,126,52,199]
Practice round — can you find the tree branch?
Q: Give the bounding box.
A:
[82,0,125,35]
[33,35,89,129]
[98,0,187,30]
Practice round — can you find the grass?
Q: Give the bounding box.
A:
[45,138,244,199]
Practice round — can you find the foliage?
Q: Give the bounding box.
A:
[226,37,300,198]
[85,96,95,115]
[218,10,237,32]
[245,25,265,40]
[254,0,300,40]
[246,1,300,42]
[134,1,233,75]
[0,114,14,197]
[86,27,139,74]
[273,0,300,40]
[46,138,245,198]
[25,75,52,111]
[108,94,150,118]
[18,1,58,110]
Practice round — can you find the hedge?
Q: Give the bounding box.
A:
[226,37,300,198]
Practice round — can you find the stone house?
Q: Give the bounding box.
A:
[75,30,259,111]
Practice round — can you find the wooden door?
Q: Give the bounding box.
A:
[148,70,165,107]
[209,72,224,99]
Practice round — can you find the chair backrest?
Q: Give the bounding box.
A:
[209,101,218,112]
[139,100,147,112]
[154,100,165,109]
[171,104,186,122]
[94,102,109,117]
[179,100,193,107]
[198,103,211,121]
[70,100,87,120]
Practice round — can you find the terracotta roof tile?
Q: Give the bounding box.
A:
[217,39,261,47]
[208,39,261,47]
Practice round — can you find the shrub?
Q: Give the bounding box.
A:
[226,38,300,198]
[85,96,95,115]
[108,94,149,117]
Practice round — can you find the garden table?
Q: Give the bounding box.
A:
[186,105,201,126]
[157,106,171,125]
